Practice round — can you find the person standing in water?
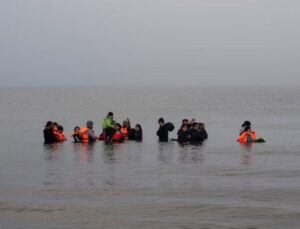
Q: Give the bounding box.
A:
[102,112,114,142]
[156,118,174,142]
[80,121,97,144]
[121,118,131,139]
[43,121,58,144]
[238,122,256,144]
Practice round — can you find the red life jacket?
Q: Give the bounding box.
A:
[112,131,124,142]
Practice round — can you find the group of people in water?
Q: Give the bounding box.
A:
[43,121,67,144]
[43,112,263,145]
[43,112,143,144]
[156,118,208,144]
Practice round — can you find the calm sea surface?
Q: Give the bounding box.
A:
[0,86,300,229]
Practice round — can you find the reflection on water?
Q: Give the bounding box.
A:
[42,143,65,187]
[43,143,64,161]
[102,143,117,164]
[240,143,253,165]
[73,143,95,164]
[157,142,176,163]
[177,144,204,164]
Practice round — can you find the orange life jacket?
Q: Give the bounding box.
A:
[121,127,128,137]
[53,126,59,137]
[79,127,91,144]
[238,131,257,144]
[57,132,66,141]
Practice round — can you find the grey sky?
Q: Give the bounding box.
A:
[0,0,299,87]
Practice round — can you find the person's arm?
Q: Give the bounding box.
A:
[252,131,257,141]
[156,127,161,136]
[127,118,131,131]
[87,129,97,141]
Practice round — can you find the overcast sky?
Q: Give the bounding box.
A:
[0,0,299,87]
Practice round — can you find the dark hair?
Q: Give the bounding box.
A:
[108,112,114,117]
[158,117,164,124]
[74,126,80,131]
[242,121,251,127]
[181,124,188,129]
[58,125,63,131]
[46,121,52,127]
[135,124,142,132]
[86,120,93,127]
[182,119,189,123]
[244,126,251,132]
[135,124,143,141]
[116,123,122,129]
[53,122,59,127]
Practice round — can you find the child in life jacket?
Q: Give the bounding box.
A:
[57,125,67,141]
[112,123,124,143]
[121,118,131,139]
[238,125,256,144]
[71,126,82,143]
[53,122,60,139]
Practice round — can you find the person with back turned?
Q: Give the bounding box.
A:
[238,121,256,144]
[80,121,97,144]
[156,117,174,142]
[102,112,115,142]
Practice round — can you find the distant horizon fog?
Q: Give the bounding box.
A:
[0,0,299,87]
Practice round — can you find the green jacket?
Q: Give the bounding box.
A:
[102,117,113,129]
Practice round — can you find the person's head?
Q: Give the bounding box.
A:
[198,122,205,130]
[74,126,80,133]
[181,124,189,132]
[53,122,59,127]
[46,121,53,128]
[182,119,189,125]
[86,120,93,129]
[195,123,200,130]
[158,117,165,126]
[115,123,121,130]
[135,124,142,132]
[107,112,114,119]
[122,120,128,127]
[244,125,251,132]
[242,121,251,127]
[190,118,196,125]
[58,125,63,133]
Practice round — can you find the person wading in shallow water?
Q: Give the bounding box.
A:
[238,125,256,144]
[102,112,115,142]
[43,121,58,144]
[156,117,174,142]
[80,121,97,144]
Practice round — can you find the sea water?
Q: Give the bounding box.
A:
[0,86,300,229]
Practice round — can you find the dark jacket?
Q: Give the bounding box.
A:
[135,130,143,141]
[200,129,208,140]
[43,128,58,144]
[189,129,204,143]
[177,129,190,144]
[157,125,169,142]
